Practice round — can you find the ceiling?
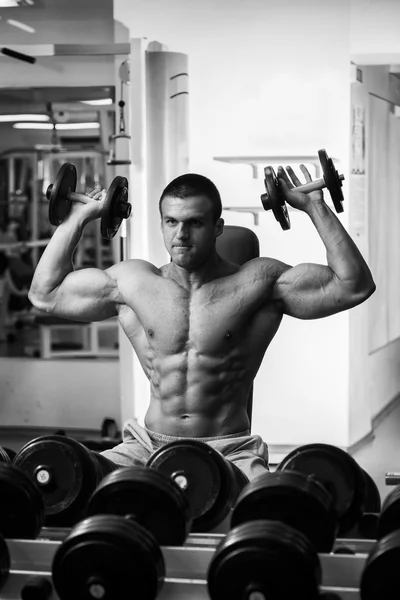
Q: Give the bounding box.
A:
[0,0,117,121]
[0,86,114,114]
[0,0,115,45]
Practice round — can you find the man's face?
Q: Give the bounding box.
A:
[161,194,223,269]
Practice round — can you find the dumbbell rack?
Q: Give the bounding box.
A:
[2,529,374,599]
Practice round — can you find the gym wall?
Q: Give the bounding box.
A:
[349,65,400,446]
[116,0,400,453]
[0,2,121,435]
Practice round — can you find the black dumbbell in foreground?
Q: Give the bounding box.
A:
[0,534,10,596]
[340,467,381,540]
[207,520,322,600]
[146,439,249,532]
[47,162,131,239]
[360,485,400,599]
[12,435,118,527]
[52,466,192,600]
[230,470,338,553]
[276,443,371,536]
[0,462,44,539]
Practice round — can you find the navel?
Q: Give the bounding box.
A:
[148,328,154,338]
[225,331,232,340]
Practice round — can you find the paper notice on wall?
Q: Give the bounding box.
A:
[351,105,366,175]
[349,174,366,237]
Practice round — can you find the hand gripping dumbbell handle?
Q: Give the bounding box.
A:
[46,182,131,221]
[46,185,97,205]
[276,173,345,194]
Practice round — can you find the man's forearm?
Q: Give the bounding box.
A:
[29,217,85,298]
[306,199,375,292]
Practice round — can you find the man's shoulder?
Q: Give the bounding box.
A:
[238,256,292,280]
[107,258,161,278]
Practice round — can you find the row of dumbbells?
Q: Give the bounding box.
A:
[0,434,247,534]
[0,435,398,599]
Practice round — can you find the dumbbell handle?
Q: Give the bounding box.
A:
[284,174,345,195]
[46,185,97,205]
[68,190,97,204]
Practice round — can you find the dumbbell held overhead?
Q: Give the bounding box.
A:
[46,163,131,240]
[261,149,345,231]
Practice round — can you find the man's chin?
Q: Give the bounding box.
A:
[172,253,199,269]
[174,256,194,267]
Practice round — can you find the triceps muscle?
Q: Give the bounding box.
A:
[273,263,356,319]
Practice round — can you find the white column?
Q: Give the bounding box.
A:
[118,39,189,427]
[118,38,149,427]
[146,48,189,267]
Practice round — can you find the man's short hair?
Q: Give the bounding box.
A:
[159,173,222,222]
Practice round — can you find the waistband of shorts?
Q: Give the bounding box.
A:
[145,427,251,443]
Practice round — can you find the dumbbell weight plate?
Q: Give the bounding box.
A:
[13,435,107,527]
[0,446,12,463]
[0,534,10,594]
[0,463,44,538]
[277,443,366,535]
[230,470,338,553]
[261,166,291,230]
[376,485,400,540]
[52,515,165,600]
[337,468,381,540]
[360,529,400,600]
[100,176,130,239]
[207,520,321,600]
[146,440,249,532]
[362,469,381,513]
[20,576,53,600]
[92,451,119,478]
[47,163,77,226]
[318,149,344,213]
[86,466,191,546]
[2,447,16,462]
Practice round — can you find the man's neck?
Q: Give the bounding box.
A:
[166,252,225,291]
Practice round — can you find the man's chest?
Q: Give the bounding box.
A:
[120,281,277,355]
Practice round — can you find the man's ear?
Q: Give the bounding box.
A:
[216,218,224,238]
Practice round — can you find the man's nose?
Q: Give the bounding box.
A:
[176,224,189,239]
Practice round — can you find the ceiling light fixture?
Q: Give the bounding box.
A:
[0,0,35,6]
[0,114,49,122]
[80,98,113,106]
[13,122,100,130]
[7,19,35,33]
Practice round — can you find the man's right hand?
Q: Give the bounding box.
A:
[277,165,323,214]
[68,188,107,225]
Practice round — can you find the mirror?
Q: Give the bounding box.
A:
[0,84,120,358]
